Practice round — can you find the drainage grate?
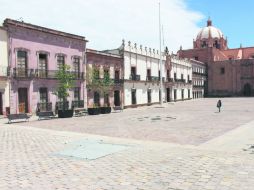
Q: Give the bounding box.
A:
[54,139,129,160]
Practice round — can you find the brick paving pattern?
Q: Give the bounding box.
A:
[1,98,254,189]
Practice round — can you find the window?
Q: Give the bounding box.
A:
[74,87,80,101]
[104,69,109,79]
[73,57,80,78]
[167,69,170,79]
[93,68,100,79]
[147,69,151,81]
[174,72,177,80]
[158,70,161,79]
[17,51,27,77]
[194,56,199,61]
[115,70,120,80]
[181,89,184,100]
[17,51,27,69]
[39,54,47,78]
[181,74,184,80]
[202,41,207,48]
[220,67,225,74]
[131,67,136,80]
[131,67,136,75]
[39,88,48,103]
[187,75,190,81]
[57,55,65,69]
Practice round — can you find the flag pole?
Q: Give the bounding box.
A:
[159,2,163,105]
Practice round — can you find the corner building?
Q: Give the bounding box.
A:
[4,19,87,114]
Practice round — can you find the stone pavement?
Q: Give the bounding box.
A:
[13,98,254,145]
[1,98,254,189]
[1,124,254,190]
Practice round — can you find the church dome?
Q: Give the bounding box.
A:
[196,19,224,40]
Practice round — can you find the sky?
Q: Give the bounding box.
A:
[0,0,253,52]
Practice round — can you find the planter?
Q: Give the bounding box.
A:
[88,108,101,115]
[58,110,73,118]
[100,107,112,114]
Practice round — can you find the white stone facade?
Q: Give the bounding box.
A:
[0,27,9,115]
[122,41,166,107]
[170,56,193,101]
[191,59,206,99]
[105,41,193,108]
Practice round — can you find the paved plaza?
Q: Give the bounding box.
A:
[1,98,254,189]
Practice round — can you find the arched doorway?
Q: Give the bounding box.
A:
[243,83,252,97]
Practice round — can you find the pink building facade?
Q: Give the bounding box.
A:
[86,49,124,108]
[4,19,87,114]
[178,19,254,97]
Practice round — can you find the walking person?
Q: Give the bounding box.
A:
[217,99,222,112]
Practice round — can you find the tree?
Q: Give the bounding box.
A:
[86,66,114,107]
[53,64,75,110]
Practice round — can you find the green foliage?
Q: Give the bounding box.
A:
[53,64,75,104]
[86,67,114,94]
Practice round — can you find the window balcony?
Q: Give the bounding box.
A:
[129,74,140,81]
[175,78,186,83]
[13,68,35,78]
[114,79,124,84]
[146,76,152,81]
[166,78,174,82]
[12,68,84,80]
[193,85,205,88]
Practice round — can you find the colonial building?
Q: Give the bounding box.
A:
[170,55,193,101]
[190,59,206,99]
[105,41,167,108]
[86,49,123,108]
[178,18,254,97]
[0,26,9,115]
[3,19,87,114]
[104,40,193,108]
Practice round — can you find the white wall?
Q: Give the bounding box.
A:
[124,82,165,106]
[0,28,10,113]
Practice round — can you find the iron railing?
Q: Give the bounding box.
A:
[175,78,186,83]
[114,79,124,84]
[12,68,84,80]
[129,74,140,81]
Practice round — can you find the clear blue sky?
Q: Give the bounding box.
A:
[186,0,254,48]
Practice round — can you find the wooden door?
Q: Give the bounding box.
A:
[18,88,28,113]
